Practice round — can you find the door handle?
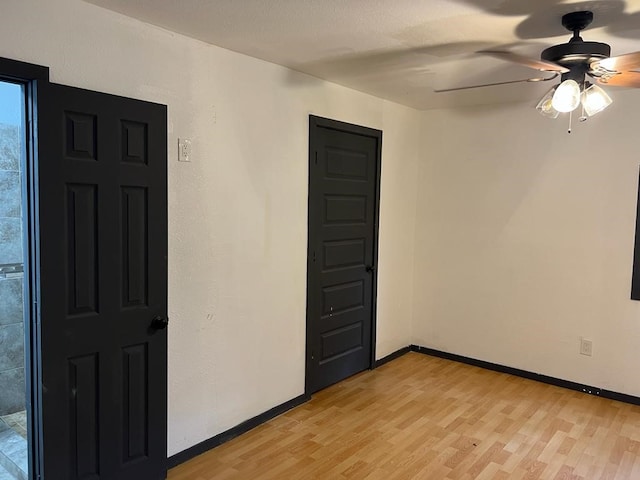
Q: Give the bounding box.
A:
[150,316,169,330]
[366,265,376,273]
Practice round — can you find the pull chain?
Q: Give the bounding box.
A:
[579,103,587,122]
[568,110,573,134]
[580,80,588,122]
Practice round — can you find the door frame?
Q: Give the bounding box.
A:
[0,56,50,479]
[305,114,383,395]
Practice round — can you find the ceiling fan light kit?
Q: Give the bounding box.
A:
[551,79,581,112]
[439,10,640,132]
[535,86,560,118]
[582,83,612,116]
[537,11,614,125]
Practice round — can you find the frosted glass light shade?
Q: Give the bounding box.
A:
[536,87,560,118]
[582,83,612,116]
[551,79,581,113]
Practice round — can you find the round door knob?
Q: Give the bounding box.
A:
[366,265,376,273]
[151,316,169,330]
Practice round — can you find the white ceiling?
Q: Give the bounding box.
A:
[85,0,640,110]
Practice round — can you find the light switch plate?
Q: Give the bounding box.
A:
[178,138,192,162]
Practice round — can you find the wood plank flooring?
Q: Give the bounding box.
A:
[168,352,640,479]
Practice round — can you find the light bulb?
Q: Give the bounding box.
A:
[581,83,612,117]
[551,79,581,113]
[536,87,559,118]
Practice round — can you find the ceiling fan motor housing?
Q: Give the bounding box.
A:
[541,41,610,69]
[541,11,610,80]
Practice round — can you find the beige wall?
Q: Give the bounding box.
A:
[4,0,639,460]
[414,97,640,397]
[0,0,419,455]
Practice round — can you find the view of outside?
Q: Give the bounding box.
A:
[0,80,28,480]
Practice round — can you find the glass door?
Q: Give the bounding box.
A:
[0,79,29,480]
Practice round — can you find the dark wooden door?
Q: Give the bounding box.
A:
[37,82,168,480]
[306,115,381,394]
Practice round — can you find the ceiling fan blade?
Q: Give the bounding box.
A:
[596,71,640,88]
[592,52,640,73]
[434,73,559,93]
[479,50,569,73]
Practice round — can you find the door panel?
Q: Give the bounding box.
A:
[38,82,167,480]
[306,116,381,394]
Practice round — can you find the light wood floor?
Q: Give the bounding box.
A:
[168,352,640,479]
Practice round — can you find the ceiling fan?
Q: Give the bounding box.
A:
[435,10,640,129]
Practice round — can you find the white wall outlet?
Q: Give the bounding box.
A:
[580,338,593,356]
[178,138,192,162]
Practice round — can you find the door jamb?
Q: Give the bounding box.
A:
[0,56,49,480]
[305,114,383,395]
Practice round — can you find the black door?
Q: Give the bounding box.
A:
[37,82,168,480]
[306,115,381,394]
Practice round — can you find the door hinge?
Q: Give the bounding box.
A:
[315,151,318,165]
[34,301,40,325]
[313,251,316,262]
